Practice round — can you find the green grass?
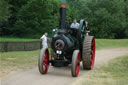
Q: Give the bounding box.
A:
[0,50,40,77]
[96,39,128,50]
[73,56,128,85]
[0,37,39,41]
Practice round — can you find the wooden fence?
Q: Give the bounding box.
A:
[0,41,42,52]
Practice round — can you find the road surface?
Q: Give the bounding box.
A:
[1,48,128,85]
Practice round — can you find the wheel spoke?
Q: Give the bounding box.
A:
[90,38,95,69]
[38,49,49,74]
[43,50,49,73]
[72,50,81,77]
[76,52,80,76]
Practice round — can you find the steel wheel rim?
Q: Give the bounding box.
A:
[76,51,81,76]
[43,49,49,73]
[90,38,95,69]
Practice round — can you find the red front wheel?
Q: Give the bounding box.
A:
[71,50,81,77]
[38,48,49,74]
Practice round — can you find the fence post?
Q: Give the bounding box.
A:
[24,42,26,51]
[4,42,8,52]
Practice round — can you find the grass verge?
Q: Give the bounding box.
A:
[73,56,128,85]
[96,39,128,50]
[0,50,40,78]
[0,37,39,41]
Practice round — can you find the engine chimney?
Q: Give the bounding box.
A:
[59,0,66,29]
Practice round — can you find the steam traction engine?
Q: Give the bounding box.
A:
[38,0,95,77]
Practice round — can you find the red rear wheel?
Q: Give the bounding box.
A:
[82,36,95,70]
[38,48,49,74]
[71,50,81,77]
[90,37,95,69]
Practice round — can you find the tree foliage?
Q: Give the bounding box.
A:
[80,0,127,38]
[1,0,128,38]
[13,0,59,37]
[0,0,10,22]
[0,0,10,35]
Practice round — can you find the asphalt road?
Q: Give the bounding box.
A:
[1,48,128,85]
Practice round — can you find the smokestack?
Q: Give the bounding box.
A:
[59,0,66,29]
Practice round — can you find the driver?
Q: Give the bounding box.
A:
[70,19,80,29]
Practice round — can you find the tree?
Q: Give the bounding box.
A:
[124,0,128,38]
[67,0,83,20]
[14,0,60,37]
[1,0,128,38]
[0,0,10,36]
[8,0,28,27]
[79,0,127,38]
[0,0,10,22]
